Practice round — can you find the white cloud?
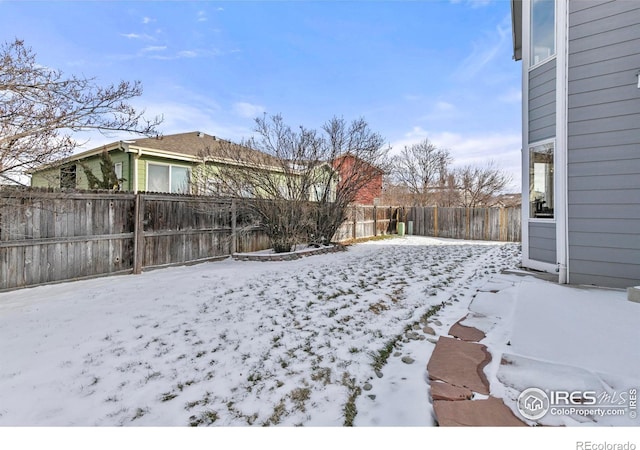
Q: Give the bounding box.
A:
[417,100,460,122]
[403,94,423,102]
[499,88,522,104]
[142,17,155,24]
[467,0,492,7]
[120,32,154,41]
[141,46,167,53]
[177,50,198,58]
[454,13,511,80]
[232,102,265,119]
[144,48,223,61]
[435,101,455,113]
[197,11,207,22]
[450,0,492,7]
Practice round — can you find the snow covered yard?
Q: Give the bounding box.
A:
[3,234,637,432]
[0,236,520,426]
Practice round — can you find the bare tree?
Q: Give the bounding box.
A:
[0,39,162,185]
[380,182,412,206]
[392,138,452,206]
[313,117,389,244]
[193,115,325,253]
[193,114,389,252]
[438,173,461,207]
[455,161,512,208]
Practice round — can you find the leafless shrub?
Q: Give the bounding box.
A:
[192,114,389,252]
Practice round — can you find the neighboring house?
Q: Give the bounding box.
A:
[30,131,339,200]
[511,0,640,288]
[494,193,522,209]
[332,154,384,205]
[31,132,220,193]
[31,132,287,193]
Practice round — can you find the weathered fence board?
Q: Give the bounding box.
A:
[405,206,521,242]
[0,190,271,290]
[140,196,236,269]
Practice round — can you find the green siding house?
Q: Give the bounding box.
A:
[31,132,260,194]
[30,131,338,200]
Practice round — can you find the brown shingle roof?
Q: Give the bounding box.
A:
[129,131,232,157]
[130,131,281,167]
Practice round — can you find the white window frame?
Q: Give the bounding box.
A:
[146,161,191,194]
[521,0,567,277]
[528,139,556,222]
[529,0,557,70]
[524,140,558,273]
[113,162,123,191]
[59,164,77,189]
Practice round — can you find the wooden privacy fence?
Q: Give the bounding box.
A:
[0,190,268,291]
[0,189,521,291]
[334,205,395,241]
[405,206,521,242]
[334,205,520,242]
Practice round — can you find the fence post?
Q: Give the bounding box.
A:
[373,205,377,237]
[465,207,470,240]
[434,206,439,237]
[485,208,490,241]
[133,193,144,274]
[231,199,237,254]
[352,205,357,240]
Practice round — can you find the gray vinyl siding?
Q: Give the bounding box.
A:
[527,57,556,267]
[567,0,640,288]
[529,222,556,264]
[528,59,556,143]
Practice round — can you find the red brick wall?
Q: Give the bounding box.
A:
[353,174,382,205]
[332,155,383,205]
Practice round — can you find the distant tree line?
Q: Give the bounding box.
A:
[382,138,513,208]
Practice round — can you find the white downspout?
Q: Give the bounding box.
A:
[133,148,142,194]
[521,0,531,269]
[555,0,569,284]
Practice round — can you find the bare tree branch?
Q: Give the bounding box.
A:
[0,39,162,181]
[455,161,512,208]
[392,138,452,206]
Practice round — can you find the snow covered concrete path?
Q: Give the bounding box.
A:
[0,236,520,426]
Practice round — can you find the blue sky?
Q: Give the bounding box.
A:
[2,0,523,189]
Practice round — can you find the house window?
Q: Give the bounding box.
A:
[147,163,190,193]
[310,184,323,202]
[310,183,335,202]
[529,142,554,219]
[60,164,76,189]
[239,183,255,198]
[170,166,190,193]
[114,162,123,190]
[530,0,555,66]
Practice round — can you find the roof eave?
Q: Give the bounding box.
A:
[28,141,126,174]
[511,0,523,61]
